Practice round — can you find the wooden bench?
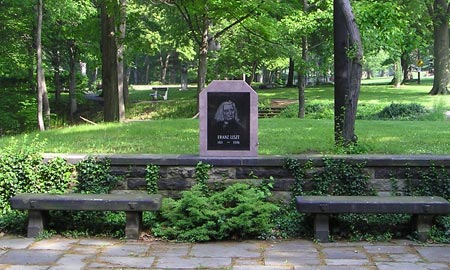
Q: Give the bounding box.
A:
[10,193,162,239]
[150,87,168,100]
[296,196,450,242]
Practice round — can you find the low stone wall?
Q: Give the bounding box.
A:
[44,154,450,200]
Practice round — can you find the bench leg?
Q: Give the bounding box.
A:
[314,214,330,242]
[27,210,48,238]
[125,211,142,239]
[414,215,433,242]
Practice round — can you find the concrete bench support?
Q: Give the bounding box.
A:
[296,196,450,242]
[10,193,162,239]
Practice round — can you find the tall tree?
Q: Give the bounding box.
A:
[334,0,363,146]
[36,0,50,131]
[160,0,264,109]
[101,0,119,122]
[298,0,309,118]
[427,0,450,95]
[117,0,127,122]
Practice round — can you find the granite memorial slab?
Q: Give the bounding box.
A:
[199,80,258,157]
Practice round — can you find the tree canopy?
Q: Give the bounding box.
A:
[0,0,445,136]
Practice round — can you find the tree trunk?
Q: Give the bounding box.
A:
[196,20,210,112]
[401,51,410,83]
[249,61,258,86]
[286,57,295,87]
[159,52,170,84]
[333,0,348,144]
[51,49,62,104]
[117,0,126,123]
[429,0,450,95]
[101,0,119,122]
[334,0,363,146]
[68,40,78,121]
[144,55,150,84]
[197,22,209,94]
[36,0,47,131]
[391,58,403,87]
[298,38,307,118]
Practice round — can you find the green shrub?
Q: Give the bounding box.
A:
[374,103,428,120]
[153,183,278,242]
[430,216,450,243]
[74,156,118,194]
[0,136,75,214]
[310,158,374,196]
[405,165,450,200]
[278,102,334,119]
[145,164,160,194]
[49,156,122,237]
[0,87,37,135]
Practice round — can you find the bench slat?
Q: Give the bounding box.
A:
[296,196,450,214]
[10,193,162,212]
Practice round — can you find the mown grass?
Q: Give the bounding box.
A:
[1,118,449,155]
[1,77,449,155]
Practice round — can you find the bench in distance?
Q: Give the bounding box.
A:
[10,193,162,239]
[296,195,450,242]
[149,87,168,100]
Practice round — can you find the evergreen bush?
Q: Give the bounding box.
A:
[153,183,278,242]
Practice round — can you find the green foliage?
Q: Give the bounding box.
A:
[339,213,411,241]
[284,158,312,198]
[374,103,429,120]
[405,165,450,200]
[49,210,126,238]
[47,157,124,238]
[310,159,374,196]
[270,158,314,239]
[0,136,75,214]
[195,161,212,195]
[307,159,414,241]
[278,102,432,121]
[145,164,160,194]
[154,183,278,242]
[430,216,450,243]
[0,87,37,135]
[74,156,118,194]
[126,100,197,120]
[277,102,334,119]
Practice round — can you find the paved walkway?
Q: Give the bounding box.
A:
[0,236,448,269]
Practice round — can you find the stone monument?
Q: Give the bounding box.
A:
[199,80,258,157]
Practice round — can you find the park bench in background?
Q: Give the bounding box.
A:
[150,87,168,100]
[10,193,162,239]
[296,195,450,242]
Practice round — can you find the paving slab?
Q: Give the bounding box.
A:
[0,249,62,265]
[89,256,155,269]
[30,238,78,250]
[375,262,449,270]
[100,243,150,256]
[0,236,447,269]
[416,246,450,262]
[154,256,231,269]
[321,246,368,260]
[50,254,92,270]
[190,241,261,258]
[0,238,34,249]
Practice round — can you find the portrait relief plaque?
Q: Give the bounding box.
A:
[200,80,258,157]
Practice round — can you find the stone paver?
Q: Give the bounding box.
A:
[0,236,447,269]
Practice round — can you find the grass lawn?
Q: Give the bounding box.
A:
[2,118,449,155]
[1,77,449,155]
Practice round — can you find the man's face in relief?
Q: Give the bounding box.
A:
[223,103,235,121]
